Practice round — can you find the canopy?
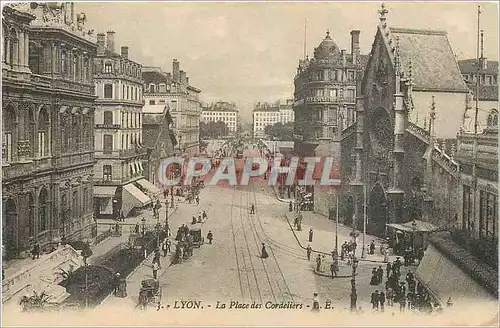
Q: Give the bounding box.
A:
[386,219,439,233]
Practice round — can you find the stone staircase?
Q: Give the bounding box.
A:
[2,245,83,305]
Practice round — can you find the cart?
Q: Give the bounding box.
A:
[137,279,162,309]
[189,228,204,248]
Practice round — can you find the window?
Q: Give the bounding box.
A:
[487,110,498,127]
[103,111,113,125]
[149,84,156,93]
[135,88,138,101]
[149,100,155,105]
[122,85,125,99]
[82,187,88,214]
[487,76,492,85]
[103,165,112,181]
[159,84,166,93]
[103,134,113,154]
[121,134,124,149]
[171,100,178,111]
[127,86,130,100]
[463,74,469,81]
[104,62,112,73]
[135,113,138,127]
[104,84,113,99]
[38,188,48,232]
[480,191,497,240]
[3,106,14,162]
[463,186,472,234]
[73,55,78,80]
[159,100,165,104]
[72,190,79,219]
[61,51,67,77]
[83,58,89,82]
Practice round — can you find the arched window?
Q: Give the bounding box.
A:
[104,62,112,73]
[103,111,113,125]
[83,57,89,82]
[38,188,48,232]
[3,105,16,162]
[37,107,50,157]
[73,55,78,80]
[487,109,498,127]
[72,114,81,150]
[28,42,41,74]
[126,134,129,149]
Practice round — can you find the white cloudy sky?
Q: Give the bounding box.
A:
[79,1,499,122]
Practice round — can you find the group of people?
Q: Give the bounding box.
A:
[340,240,357,262]
[191,211,208,225]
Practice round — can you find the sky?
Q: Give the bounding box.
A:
[78,1,499,122]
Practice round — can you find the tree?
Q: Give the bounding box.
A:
[264,122,294,141]
[200,121,229,139]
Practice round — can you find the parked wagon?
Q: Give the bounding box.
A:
[137,279,162,310]
[189,228,204,248]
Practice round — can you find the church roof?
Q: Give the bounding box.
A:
[388,27,468,93]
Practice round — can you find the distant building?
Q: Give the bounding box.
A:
[142,60,201,155]
[93,32,156,219]
[2,3,97,257]
[458,58,498,133]
[201,101,239,134]
[253,99,294,139]
[142,104,176,188]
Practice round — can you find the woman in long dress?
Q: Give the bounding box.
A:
[261,243,269,259]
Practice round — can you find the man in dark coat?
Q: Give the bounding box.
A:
[308,229,314,242]
[306,244,312,261]
[32,242,40,260]
[207,231,213,244]
[370,240,376,255]
[379,291,386,311]
[371,290,380,309]
[376,266,384,284]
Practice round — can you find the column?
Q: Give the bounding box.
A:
[24,29,29,68]
[11,37,19,69]
[5,37,11,67]
[18,31,25,68]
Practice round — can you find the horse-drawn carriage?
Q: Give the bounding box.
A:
[137,279,162,309]
[189,227,204,248]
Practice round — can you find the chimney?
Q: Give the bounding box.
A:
[341,49,347,67]
[172,59,180,83]
[350,30,360,65]
[180,70,186,85]
[97,33,106,56]
[106,31,115,53]
[121,46,129,59]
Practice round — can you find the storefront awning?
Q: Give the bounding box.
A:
[94,186,117,197]
[135,178,162,196]
[386,220,439,233]
[122,183,151,217]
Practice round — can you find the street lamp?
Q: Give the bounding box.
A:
[81,242,93,309]
[165,200,169,233]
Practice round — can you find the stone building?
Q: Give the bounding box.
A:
[93,31,157,219]
[142,60,201,155]
[201,101,239,135]
[142,103,177,187]
[253,100,294,139]
[292,29,368,217]
[2,3,96,258]
[458,57,498,133]
[340,4,469,236]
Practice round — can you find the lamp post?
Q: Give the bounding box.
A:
[165,199,169,233]
[361,184,367,259]
[335,194,339,252]
[81,242,93,309]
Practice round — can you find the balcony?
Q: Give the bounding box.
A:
[95,123,121,129]
[119,147,147,158]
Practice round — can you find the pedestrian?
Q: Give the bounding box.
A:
[376,266,384,284]
[164,189,168,199]
[386,286,394,306]
[261,243,269,259]
[192,216,197,225]
[386,262,392,279]
[312,293,320,312]
[289,201,293,212]
[162,240,168,257]
[207,231,213,244]
[308,228,313,242]
[250,204,255,214]
[32,242,40,260]
[315,254,322,272]
[341,241,348,261]
[113,272,121,296]
[330,261,338,278]
[153,249,161,269]
[198,214,202,223]
[370,240,375,255]
[379,291,386,312]
[195,195,200,205]
[371,290,380,310]
[202,211,208,220]
[306,244,312,261]
[152,262,159,280]
[399,294,407,313]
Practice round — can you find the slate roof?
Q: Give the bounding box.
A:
[458,59,499,76]
[142,70,171,84]
[389,28,468,93]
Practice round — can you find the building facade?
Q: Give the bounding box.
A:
[253,100,294,139]
[2,3,97,258]
[142,60,201,155]
[93,32,155,219]
[458,58,498,133]
[201,101,239,134]
[340,4,469,236]
[142,103,177,187]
